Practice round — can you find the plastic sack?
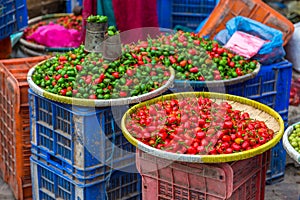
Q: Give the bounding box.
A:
[285,22,300,73]
[215,16,286,64]
[27,23,81,48]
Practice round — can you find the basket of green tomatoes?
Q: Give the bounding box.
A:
[283,122,300,164]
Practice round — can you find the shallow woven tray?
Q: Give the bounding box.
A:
[19,13,78,55]
[121,92,284,163]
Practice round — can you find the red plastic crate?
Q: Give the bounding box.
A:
[0,56,49,200]
[136,149,270,200]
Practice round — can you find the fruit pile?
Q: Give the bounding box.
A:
[126,96,275,155]
[290,77,300,106]
[288,123,300,154]
[23,14,83,40]
[87,15,108,23]
[32,45,171,99]
[107,26,119,36]
[131,30,258,81]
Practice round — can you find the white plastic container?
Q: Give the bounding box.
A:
[283,122,300,164]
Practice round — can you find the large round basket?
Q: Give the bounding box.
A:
[283,122,300,164]
[121,92,284,163]
[19,13,80,56]
[27,59,175,107]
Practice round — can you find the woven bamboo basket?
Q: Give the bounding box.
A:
[121,92,284,163]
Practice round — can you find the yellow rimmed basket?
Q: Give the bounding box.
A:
[27,59,175,107]
[121,92,285,163]
[283,122,300,164]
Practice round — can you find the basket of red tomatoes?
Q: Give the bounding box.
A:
[121,92,284,162]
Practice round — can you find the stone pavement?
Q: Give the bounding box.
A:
[0,177,14,200]
[265,157,300,200]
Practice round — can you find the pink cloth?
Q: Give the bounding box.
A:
[224,31,266,59]
[27,23,81,48]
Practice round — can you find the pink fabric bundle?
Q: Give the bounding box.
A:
[224,31,266,59]
[27,23,82,48]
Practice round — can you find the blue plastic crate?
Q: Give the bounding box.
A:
[0,0,27,40]
[157,0,218,30]
[170,60,293,183]
[266,140,286,185]
[29,89,136,177]
[30,156,141,200]
[66,0,83,13]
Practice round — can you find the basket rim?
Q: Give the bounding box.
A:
[174,62,260,86]
[121,92,285,163]
[19,13,78,52]
[283,121,300,164]
[27,59,176,107]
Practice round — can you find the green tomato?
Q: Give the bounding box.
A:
[291,141,298,148]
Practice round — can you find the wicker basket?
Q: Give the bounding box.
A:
[121,92,284,163]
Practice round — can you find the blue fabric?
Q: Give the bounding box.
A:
[97,0,117,27]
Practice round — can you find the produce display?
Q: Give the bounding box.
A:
[107,26,119,36]
[125,96,275,155]
[23,14,83,41]
[31,30,259,100]
[133,30,259,81]
[289,77,300,106]
[86,15,108,23]
[288,124,300,154]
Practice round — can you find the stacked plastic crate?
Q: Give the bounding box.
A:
[156,0,219,30]
[171,60,293,183]
[198,0,294,184]
[0,0,28,40]
[137,149,271,199]
[158,0,294,184]
[29,89,142,199]
[0,56,49,200]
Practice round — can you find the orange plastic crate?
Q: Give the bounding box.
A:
[199,0,294,46]
[0,56,49,200]
[137,149,270,200]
